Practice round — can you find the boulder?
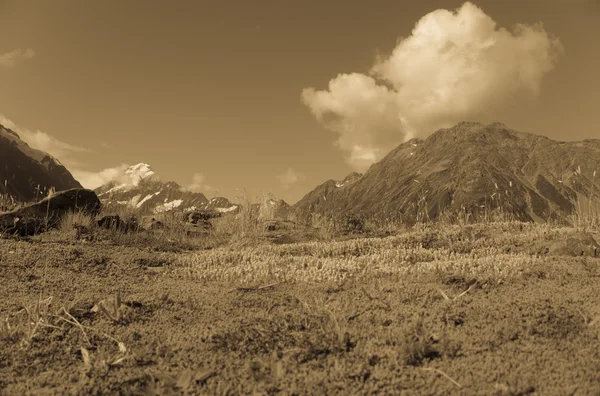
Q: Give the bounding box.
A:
[140,216,165,231]
[0,188,101,236]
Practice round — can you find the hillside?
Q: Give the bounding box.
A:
[293,122,600,224]
[0,124,82,204]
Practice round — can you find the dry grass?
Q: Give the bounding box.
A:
[1,213,600,394]
[211,191,284,242]
[58,210,95,233]
[570,168,600,231]
[175,221,589,285]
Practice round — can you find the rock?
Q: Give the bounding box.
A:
[186,210,221,224]
[548,232,599,257]
[263,220,296,232]
[140,216,165,231]
[149,219,164,230]
[0,188,101,236]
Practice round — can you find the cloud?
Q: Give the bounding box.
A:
[302,2,563,171]
[277,168,305,189]
[0,113,89,167]
[71,165,131,190]
[0,48,35,67]
[185,172,216,194]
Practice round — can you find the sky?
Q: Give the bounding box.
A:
[1,0,599,204]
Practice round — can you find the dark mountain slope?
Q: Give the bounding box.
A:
[0,124,82,204]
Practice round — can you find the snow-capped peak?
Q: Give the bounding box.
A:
[125,163,155,186]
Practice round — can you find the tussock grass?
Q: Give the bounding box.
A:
[91,290,125,324]
[175,221,584,285]
[58,210,95,234]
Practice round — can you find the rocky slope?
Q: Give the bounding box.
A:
[293,122,600,224]
[95,163,238,214]
[292,172,362,219]
[0,124,82,205]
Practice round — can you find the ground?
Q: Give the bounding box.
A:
[1,222,599,395]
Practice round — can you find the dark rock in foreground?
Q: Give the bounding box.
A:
[0,188,101,235]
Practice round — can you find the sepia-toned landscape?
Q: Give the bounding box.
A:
[2,1,600,395]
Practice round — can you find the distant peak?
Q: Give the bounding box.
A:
[125,163,155,185]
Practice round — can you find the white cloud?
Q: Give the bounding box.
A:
[277,168,305,189]
[71,164,131,190]
[302,2,563,170]
[185,172,216,194]
[0,113,89,168]
[0,48,35,67]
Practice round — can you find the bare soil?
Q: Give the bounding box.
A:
[1,225,600,395]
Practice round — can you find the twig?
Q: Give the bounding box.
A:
[59,307,92,346]
[437,281,477,301]
[234,281,282,292]
[52,312,121,345]
[422,367,462,388]
[575,307,589,324]
[455,283,476,299]
[436,288,451,301]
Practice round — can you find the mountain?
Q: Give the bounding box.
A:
[293,122,600,224]
[0,123,82,204]
[95,163,238,214]
[248,198,292,220]
[267,198,291,219]
[292,172,363,218]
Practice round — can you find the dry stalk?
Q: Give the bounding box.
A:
[421,367,462,388]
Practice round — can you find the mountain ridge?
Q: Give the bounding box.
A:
[0,123,82,205]
[292,122,600,224]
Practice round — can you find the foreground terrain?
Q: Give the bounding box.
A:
[1,222,599,395]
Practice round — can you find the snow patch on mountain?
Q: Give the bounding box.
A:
[136,193,158,208]
[154,199,184,213]
[101,184,128,196]
[215,205,238,213]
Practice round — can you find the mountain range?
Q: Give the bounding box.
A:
[0,123,81,204]
[95,163,239,215]
[3,120,599,224]
[293,122,600,224]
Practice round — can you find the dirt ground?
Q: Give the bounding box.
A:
[1,223,599,395]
